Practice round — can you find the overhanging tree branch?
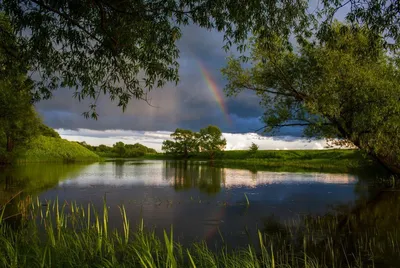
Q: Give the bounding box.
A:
[253,122,333,133]
[243,83,294,97]
[31,0,104,45]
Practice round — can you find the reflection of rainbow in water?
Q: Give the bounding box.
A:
[204,204,227,242]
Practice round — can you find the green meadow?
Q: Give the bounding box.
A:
[16,136,101,163]
[143,149,374,173]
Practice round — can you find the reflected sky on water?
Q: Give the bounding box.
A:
[1,160,365,247]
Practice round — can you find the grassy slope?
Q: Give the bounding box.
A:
[17,136,101,163]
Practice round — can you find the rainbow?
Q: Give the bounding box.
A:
[197,62,232,125]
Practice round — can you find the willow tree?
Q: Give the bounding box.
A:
[2,0,400,117]
[222,23,400,174]
[0,0,310,118]
[0,14,40,161]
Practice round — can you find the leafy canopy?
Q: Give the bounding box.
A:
[222,22,400,174]
[79,141,156,157]
[162,129,199,158]
[0,13,41,161]
[162,126,226,159]
[113,141,126,157]
[199,125,226,160]
[0,0,309,118]
[249,143,259,154]
[1,0,400,119]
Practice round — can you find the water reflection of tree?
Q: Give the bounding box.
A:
[164,161,225,194]
[0,164,88,224]
[113,160,125,178]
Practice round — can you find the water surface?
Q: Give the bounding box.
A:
[0,160,369,247]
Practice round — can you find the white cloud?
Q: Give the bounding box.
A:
[222,133,332,150]
[56,129,340,152]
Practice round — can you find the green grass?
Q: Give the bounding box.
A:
[17,136,101,163]
[1,193,400,268]
[144,149,366,161]
[142,150,375,173]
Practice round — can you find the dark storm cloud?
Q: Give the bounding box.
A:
[226,94,264,119]
[35,24,303,136]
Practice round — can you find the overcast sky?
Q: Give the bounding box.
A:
[34,5,350,150]
[36,25,269,133]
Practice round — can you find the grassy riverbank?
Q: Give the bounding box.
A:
[17,136,101,163]
[142,149,375,173]
[211,150,372,173]
[1,194,399,268]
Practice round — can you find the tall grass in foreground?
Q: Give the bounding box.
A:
[1,197,400,267]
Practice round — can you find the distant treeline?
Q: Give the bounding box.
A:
[78,141,157,158]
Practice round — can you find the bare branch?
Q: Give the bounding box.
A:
[252,122,333,133]
[242,83,295,97]
[139,93,159,108]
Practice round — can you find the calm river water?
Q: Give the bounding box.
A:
[0,160,372,247]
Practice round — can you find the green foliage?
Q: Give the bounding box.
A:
[248,143,259,154]
[214,151,375,174]
[162,126,226,160]
[0,13,41,163]
[320,0,400,48]
[222,22,400,174]
[162,129,199,159]
[77,141,95,151]
[0,13,26,81]
[0,1,309,117]
[80,142,157,158]
[126,143,156,154]
[0,1,399,120]
[123,143,157,157]
[97,144,110,153]
[0,14,61,163]
[19,136,101,163]
[141,149,376,173]
[198,125,227,160]
[113,142,126,157]
[38,124,60,138]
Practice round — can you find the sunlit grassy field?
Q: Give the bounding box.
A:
[17,136,101,163]
[144,149,374,173]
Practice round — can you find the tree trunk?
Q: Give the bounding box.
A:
[6,135,14,152]
[210,151,214,161]
[184,144,188,159]
[327,117,400,176]
[373,152,400,176]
